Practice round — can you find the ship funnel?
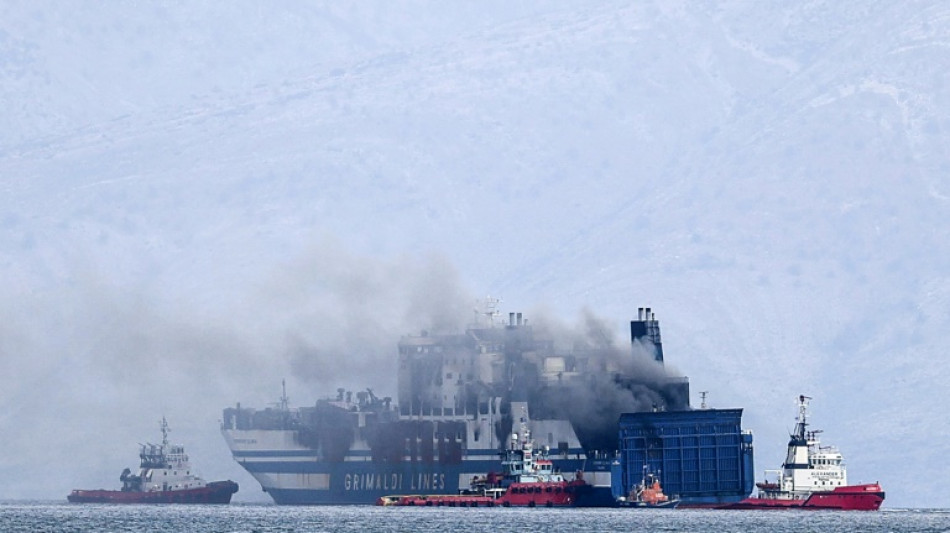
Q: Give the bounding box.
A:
[631,307,664,363]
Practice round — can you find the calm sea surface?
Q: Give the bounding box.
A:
[1,502,948,533]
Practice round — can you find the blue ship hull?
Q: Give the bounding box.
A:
[234,451,697,506]
[237,453,600,505]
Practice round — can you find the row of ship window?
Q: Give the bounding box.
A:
[509,486,571,494]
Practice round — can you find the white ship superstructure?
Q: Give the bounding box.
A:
[757,395,847,499]
[122,417,208,492]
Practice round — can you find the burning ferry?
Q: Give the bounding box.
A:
[221,307,740,506]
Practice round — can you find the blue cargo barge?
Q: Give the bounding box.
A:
[613,408,754,506]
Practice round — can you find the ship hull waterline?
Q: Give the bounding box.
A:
[718,484,885,511]
[67,481,239,504]
[234,455,619,506]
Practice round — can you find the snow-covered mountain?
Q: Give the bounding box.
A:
[1,1,947,508]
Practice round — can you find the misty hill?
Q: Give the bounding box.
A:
[1,1,948,508]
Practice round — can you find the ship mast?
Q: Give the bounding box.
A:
[782,395,812,476]
[160,416,170,448]
[280,379,290,411]
[793,395,811,441]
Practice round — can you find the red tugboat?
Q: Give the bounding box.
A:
[719,395,884,511]
[68,417,239,504]
[377,409,588,507]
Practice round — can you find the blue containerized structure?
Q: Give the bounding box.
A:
[612,408,755,506]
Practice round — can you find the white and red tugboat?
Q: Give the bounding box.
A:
[68,417,238,504]
[377,408,588,507]
[719,395,884,511]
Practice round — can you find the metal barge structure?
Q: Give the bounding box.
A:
[613,407,755,507]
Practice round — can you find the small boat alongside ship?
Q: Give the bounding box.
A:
[616,468,679,508]
[68,417,238,504]
[719,395,884,511]
[377,409,588,507]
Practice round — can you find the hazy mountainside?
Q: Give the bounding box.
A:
[1,1,948,507]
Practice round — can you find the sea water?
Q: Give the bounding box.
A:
[1,502,948,533]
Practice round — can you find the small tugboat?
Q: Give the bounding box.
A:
[377,410,588,507]
[68,417,239,504]
[616,467,679,508]
[719,395,884,511]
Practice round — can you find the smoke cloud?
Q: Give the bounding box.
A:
[526,308,690,451]
[0,236,686,498]
[0,238,476,499]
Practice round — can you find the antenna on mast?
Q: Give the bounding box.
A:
[160,416,170,448]
[792,394,812,440]
[280,379,290,411]
[798,395,812,424]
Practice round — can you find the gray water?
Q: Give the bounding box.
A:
[1,502,948,533]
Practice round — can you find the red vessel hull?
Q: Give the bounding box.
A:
[719,484,884,511]
[377,480,588,507]
[68,480,239,504]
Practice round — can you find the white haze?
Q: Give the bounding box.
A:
[1,1,948,508]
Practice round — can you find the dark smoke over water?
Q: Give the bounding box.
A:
[527,309,690,451]
[0,235,687,498]
[256,248,689,455]
[259,242,475,393]
[0,240,478,499]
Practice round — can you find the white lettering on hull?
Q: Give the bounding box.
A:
[343,473,446,491]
